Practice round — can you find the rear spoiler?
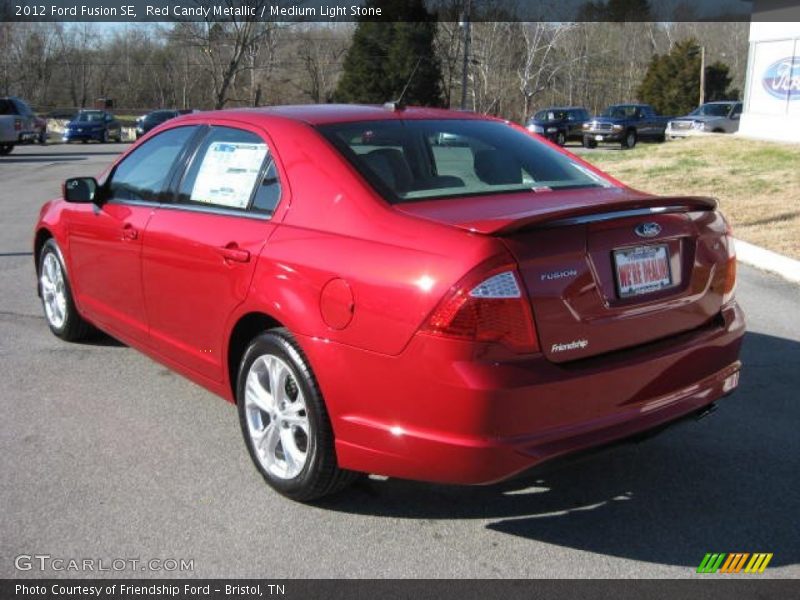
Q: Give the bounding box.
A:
[487,195,718,235]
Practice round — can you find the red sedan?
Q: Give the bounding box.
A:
[33,105,744,501]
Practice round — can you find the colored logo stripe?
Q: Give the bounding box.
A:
[697,553,773,573]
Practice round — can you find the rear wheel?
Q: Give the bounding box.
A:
[237,329,358,501]
[38,239,92,341]
[0,143,13,155]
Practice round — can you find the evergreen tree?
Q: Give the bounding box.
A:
[637,39,734,115]
[335,0,443,106]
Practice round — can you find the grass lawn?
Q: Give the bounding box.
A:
[578,136,800,260]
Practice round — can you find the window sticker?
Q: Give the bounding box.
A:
[191,141,267,209]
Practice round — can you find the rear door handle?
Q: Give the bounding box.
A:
[217,243,250,263]
[122,224,138,240]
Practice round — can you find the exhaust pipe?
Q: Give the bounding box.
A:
[695,403,718,421]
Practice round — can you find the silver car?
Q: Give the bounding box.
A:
[666,101,743,138]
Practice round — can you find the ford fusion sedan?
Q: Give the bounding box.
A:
[63,110,122,143]
[666,101,743,139]
[34,105,744,501]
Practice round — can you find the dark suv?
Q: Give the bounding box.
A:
[526,107,590,146]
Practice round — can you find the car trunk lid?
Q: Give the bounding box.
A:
[397,187,732,362]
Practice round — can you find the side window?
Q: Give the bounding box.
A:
[109,126,197,203]
[178,126,281,215]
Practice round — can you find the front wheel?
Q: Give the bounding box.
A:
[0,143,13,155]
[38,239,92,341]
[582,136,597,149]
[237,329,358,501]
[555,130,567,146]
[101,129,109,144]
[622,129,637,149]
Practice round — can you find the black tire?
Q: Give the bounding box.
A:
[38,239,92,342]
[101,129,109,144]
[656,133,666,143]
[582,136,597,149]
[0,143,13,155]
[622,129,637,149]
[556,130,567,146]
[38,131,47,145]
[236,329,358,501]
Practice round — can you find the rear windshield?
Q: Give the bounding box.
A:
[690,103,734,117]
[75,111,104,122]
[0,99,15,115]
[144,110,176,123]
[534,110,568,121]
[317,119,611,203]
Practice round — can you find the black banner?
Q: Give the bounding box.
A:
[3,580,800,600]
[2,0,798,23]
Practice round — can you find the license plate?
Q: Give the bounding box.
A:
[614,245,672,298]
[595,135,604,141]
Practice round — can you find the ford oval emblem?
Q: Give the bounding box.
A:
[762,56,800,101]
[635,222,661,238]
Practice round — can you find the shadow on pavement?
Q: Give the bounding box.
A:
[318,331,799,569]
[0,156,86,164]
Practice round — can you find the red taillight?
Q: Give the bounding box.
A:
[14,119,22,131]
[422,262,539,353]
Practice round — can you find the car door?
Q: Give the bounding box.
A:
[66,125,200,345]
[141,122,284,382]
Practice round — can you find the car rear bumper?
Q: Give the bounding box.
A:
[300,302,745,485]
[63,131,102,141]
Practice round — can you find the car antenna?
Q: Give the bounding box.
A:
[384,57,422,112]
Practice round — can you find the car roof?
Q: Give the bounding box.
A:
[185,104,491,126]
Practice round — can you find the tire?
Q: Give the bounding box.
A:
[656,133,666,143]
[582,136,597,149]
[556,130,567,146]
[38,131,47,145]
[622,129,637,149]
[237,329,358,501]
[0,143,12,155]
[38,239,92,342]
[101,129,109,144]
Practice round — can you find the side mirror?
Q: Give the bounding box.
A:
[63,177,100,204]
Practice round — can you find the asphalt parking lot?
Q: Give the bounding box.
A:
[1,143,798,578]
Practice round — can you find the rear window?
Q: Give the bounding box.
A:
[317,119,611,204]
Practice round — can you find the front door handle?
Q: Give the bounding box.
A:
[122,224,138,240]
[216,243,250,263]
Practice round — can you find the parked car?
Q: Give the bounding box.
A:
[666,101,743,139]
[0,96,44,155]
[526,107,591,145]
[583,103,671,149]
[62,110,122,144]
[34,105,743,501]
[135,109,181,139]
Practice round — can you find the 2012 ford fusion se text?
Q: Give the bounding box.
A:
[33,105,744,501]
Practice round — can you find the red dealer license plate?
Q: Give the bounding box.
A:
[614,244,672,298]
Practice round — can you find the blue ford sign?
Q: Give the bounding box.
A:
[762,56,800,101]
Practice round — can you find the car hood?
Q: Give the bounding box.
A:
[394,187,717,235]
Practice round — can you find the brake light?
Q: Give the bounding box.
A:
[722,216,736,304]
[421,262,539,353]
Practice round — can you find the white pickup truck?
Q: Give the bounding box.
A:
[0,97,46,155]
